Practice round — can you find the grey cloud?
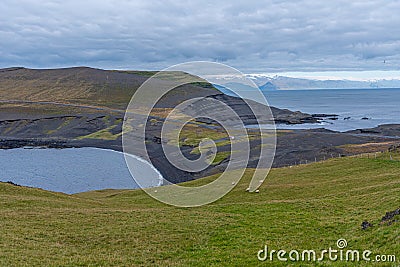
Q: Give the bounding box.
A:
[0,0,399,72]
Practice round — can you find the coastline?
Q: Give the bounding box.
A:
[2,123,400,188]
[0,67,399,186]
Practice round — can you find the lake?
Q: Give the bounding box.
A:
[0,147,163,194]
[263,88,400,132]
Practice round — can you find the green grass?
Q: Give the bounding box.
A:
[208,151,231,165]
[0,156,399,266]
[162,122,230,148]
[76,125,122,140]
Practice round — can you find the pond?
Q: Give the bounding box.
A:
[0,147,163,194]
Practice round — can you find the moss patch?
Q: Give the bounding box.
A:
[76,125,121,140]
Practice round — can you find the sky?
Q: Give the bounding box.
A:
[1,0,400,79]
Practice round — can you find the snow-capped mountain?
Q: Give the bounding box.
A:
[246,74,400,90]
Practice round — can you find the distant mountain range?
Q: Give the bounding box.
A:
[246,75,400,90]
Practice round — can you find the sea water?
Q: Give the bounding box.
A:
[262,88,400,132]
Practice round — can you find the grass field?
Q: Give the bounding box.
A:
[0,155,399,266]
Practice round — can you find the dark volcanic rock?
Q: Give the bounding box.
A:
[0,138,72,149]
[361,221,373,230]
[312,114,338,119]
[381,208,400,225]
[6,181,22,187]
[348,124,400,137]
[389,144,400,152]
[191,94,320,125]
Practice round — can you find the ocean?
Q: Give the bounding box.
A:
[262,88,400,132]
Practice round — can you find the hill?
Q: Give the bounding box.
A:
[0,67,218,109]
[0,154,399,266]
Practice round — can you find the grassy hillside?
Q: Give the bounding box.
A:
[0,67,218,110]
[0,155,399,266]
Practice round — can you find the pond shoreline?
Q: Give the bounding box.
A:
[0,146,167,194]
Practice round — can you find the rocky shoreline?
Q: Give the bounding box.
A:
[2,122,400,184]
[0,138,72,149]
[0,90,345,184]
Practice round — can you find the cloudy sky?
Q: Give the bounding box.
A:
[1,0,400,77]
